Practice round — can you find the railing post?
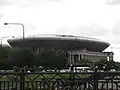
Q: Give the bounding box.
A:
[93,68,98,90]
[20,68,25,90]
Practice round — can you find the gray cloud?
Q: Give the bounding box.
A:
[106,0,120,5]
[0,14,4,19]
[109,36,120,44]
[27,0,62,6]
[56,23,109,36]
[25,23,38,36]
[0,0,33,7]
[0,0,12,7]
[47,0,62,2]
[112,20,120,36]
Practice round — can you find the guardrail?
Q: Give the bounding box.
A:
[0,70,120,90]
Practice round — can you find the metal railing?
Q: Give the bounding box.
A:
[0,70,120,90]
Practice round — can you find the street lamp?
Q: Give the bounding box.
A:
[4,23,25,40]
[0,36,14,48]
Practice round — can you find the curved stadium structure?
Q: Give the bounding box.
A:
[7,34,112,65]
[7,34,110,52]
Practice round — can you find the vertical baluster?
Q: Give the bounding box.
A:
[20,69,25,90]
[3,81,5,90]
[83,82,87,90]
[39,81,41,90]
[116,82,118,90]
[106,81,108,90]
[12,81,14,89]
[100,82,103,90]
[15,81,18,89]
[31,81,33,89]
[27,81,30,88]
[0,81,1,89]
[88,82,90,90]
[35,81,37,90]
[48,80,51,90]
[57,79,60,90]
[51,80,55,90]
[111,78,113,90]
[7,81,9,90]
[43,80,45,90]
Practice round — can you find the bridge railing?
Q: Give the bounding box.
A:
[0,70,120,90]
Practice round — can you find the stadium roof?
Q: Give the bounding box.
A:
[7,34,110,52]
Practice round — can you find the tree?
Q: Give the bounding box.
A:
[104,61,116,71]
[0,47,68,70]
[0,46,11,69]
[8,48,36,68]
[113,61,120,71]
[36,48,68,68]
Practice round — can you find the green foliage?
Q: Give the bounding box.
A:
[8,48,36,68]
[36,48,67,68]
[0,46,12,69]
[0,46,11,59]
[114,62,120,71]
[86,58,116,71]
[0,47,68,69]
[95,60,116,71]
[104,61,116,71]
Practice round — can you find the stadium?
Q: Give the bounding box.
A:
[8,34,109,51]
[7,34,113,66]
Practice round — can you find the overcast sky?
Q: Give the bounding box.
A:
[0,0,120,61]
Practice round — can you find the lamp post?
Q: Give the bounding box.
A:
[4,23,25,40]
[1,36,14,48]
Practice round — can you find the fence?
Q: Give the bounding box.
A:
[0,70,120,90]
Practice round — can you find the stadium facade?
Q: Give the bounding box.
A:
[7,34,113,65]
